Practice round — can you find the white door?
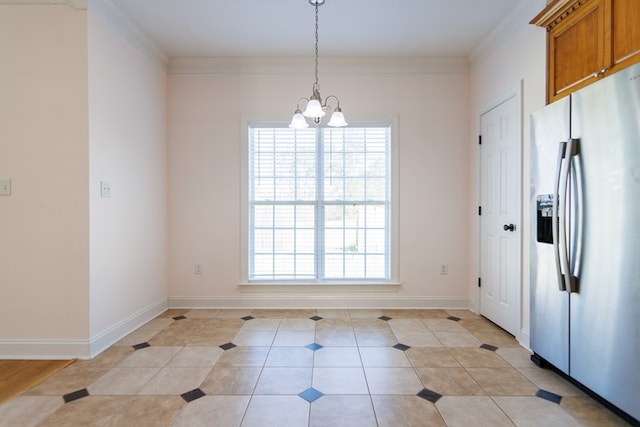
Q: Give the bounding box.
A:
[479,94,521,335]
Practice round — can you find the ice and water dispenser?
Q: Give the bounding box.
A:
[536,194,554,244]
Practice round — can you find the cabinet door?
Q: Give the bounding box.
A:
[548,0,605,102]
[609,0,640,70]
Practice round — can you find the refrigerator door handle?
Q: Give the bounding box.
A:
[558,138,579,293]
[553,141,568,291]
[567,138,581,293]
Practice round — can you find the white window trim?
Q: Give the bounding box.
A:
[239,114,400,288]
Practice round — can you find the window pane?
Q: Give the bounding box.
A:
[325,255,344,277]
[253,205,273,227]
[274,254,294,276]
[296,255,315,276]
[274,205,294,228]
[365,205,386,228]
[365,255,386,277]
[254,254,273,277]
[324,178,344,200]
[254,178,274,200]
[366,178,386,200]
[296,229,315,253]
[365,229,386,252]
[344,254,365,277]
[296,206,315,227]
[345,178,365,199]
[254,229,273,252]
[325,228,344,253]
[274,229,294,252]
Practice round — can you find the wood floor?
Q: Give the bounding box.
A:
[0,359,75,403]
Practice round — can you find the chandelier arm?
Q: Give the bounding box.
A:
[323,94,341,110]
[296,97,310,111]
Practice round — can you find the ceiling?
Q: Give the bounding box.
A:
[109,0,527,59]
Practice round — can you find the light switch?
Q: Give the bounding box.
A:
[100,181,112,198]
[0,178,11,196]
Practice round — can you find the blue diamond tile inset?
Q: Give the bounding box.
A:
[241,316,255,321]
[299,387,324,403]
[480,343,499,352]
[378,315,392,321]
[393,343,411,351]
[417,388,442,403]
[219,342,237,351]
[447,316,461,322]
[173,315,186,321]
[310,316,323,321]
[132,342,150,351]
[306,343,324,351]
[537,389,562,404]
[181,388,206,403]
[63,388,89,403]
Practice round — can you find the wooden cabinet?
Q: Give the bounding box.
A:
[532,0,640,103]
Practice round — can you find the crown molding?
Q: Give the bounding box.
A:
[469,0,546,64]
[87,0,167,69]
[168,56,470,76]
[0,0,86,9]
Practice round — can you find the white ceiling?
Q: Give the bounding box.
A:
[109,0,527,58]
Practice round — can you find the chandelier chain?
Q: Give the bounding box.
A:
[314,0,319,92]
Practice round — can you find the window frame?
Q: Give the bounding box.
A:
[240,116,399,287]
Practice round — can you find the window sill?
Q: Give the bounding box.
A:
[237,283,401,293]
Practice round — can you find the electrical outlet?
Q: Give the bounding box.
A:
[440,264,448,275]
[195,264,203,275]
[0,178,11,196]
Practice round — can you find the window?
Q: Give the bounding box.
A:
[247,124,392,283]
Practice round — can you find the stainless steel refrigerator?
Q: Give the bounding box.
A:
[531,61,640,424]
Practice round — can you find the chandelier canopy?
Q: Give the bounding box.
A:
[289,0,348,129]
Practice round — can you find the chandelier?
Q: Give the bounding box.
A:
[289,0,348,129]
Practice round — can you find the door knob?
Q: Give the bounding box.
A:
[503,224,515,232]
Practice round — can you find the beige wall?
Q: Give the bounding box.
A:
[87,11,168,349]
[0,1,547,357]
[167,72,472,306]
[0,5,90,342]
[469,0,547,347]
[0,4,168,358]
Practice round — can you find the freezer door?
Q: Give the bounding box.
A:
[530,97,570,374]
[569,63,640,421]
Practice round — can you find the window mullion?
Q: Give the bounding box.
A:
[316,127,325,281]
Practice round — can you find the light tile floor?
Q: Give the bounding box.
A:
[0,309,631,426]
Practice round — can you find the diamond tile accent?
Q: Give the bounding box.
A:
[417,387,442,403]
[241,316,255,321]
[63,388,89,403]
[536,389,562,404]
[392,343,411,351]
[378,315,392,321]
[132,342,150,351]
[447,316,461,322]
[181,388,206,403]
[480,343,499,352]
[219,342,237,351]
[306,343,324,351]
[310,316,323,321]
[299,387,324,403]
[173,315,186,321]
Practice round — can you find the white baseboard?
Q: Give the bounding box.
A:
[89,298,168,358]
[518,328,531,350]
[168,296,470,310]
[0,298,168,360]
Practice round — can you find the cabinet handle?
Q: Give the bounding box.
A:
[593,67,609,77]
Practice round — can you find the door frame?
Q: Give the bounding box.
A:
[475,81,523,344]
